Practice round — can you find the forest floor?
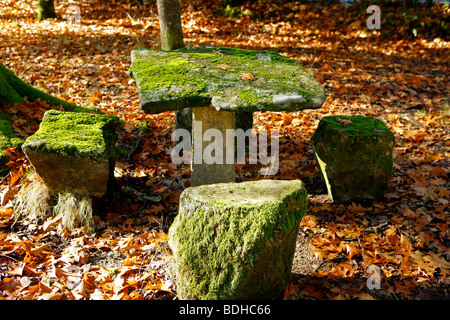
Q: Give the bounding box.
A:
[0,0,449,300]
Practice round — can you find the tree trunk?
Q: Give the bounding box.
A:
[222,0,245,7]
[156,0,186,133]
[402,0,412,12]
[156,0,184,51]
[360,0,368,10]
[37,0,57,21]
[0,62,78,111]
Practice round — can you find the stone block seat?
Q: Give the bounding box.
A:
[129,46,326,186]
[168,179,308,300]
[310,115,395,203]
[22,110,120,198]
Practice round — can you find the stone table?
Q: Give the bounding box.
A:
[129,46,325,186]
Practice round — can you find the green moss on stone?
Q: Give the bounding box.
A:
[22,110,120,158]
[0,120,24,171]
[169,179,308,300]
[310,115,395,202]
[21,111,120,197]
[311,115,393,140]
[129,46,325,113]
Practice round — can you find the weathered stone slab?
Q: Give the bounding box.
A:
[168,179,308,300]
[129,46,325,113]
[310,115,394,203]
[0,120,24,173]
[22,110,120,197]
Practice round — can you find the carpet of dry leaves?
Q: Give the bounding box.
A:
[0,0,448,300]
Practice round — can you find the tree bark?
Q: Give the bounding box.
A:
[222,0,245,7]
[37,0,57,21]
[156,0,186,134]
[156,0,184,50]
[0,62,78,111]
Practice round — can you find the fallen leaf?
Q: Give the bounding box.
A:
[239,72,257,81]
[217,63,231,70]
[336,118,353,125]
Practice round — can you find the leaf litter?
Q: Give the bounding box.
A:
[0,0,449,300]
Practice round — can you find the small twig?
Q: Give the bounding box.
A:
[313,254,345,272]
[127,131,143,161]
[386,281,399,300]
[173,172,185,190]
[362,220,389,233]
[19,67,29,77]
[121,185,161,203]
[0,254,18,262]
[0,173,9,184]
[122,10,136,21]
[357,237,366,263]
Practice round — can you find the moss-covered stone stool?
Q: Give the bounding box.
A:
[168,179,308,300]
[22,110,120,198]
[310,115,394,203]
[129,46,325,186]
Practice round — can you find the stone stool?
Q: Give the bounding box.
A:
[168,179,308,300]
[22,110,120,198]
[310,115,394,203]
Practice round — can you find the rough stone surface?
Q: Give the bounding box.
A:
[310,115,394,203]
[0,120,24,172]
[168,179,308,300]
[129,46,325,113]
[191,106,235,187]
[22,110,120,197]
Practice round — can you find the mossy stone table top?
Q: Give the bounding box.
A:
[129,46,326,114]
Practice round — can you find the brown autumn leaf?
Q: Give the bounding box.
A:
[0,186,14,206]
[301,214,318,228]
[283,283,297,300]
[319,63,332,73]
[8,167,22,187]
[239,72,257,81]
[346,202,366,216]
[422,252,450,272]
[336,118,353,125]
[30,243,53,258]
[283,113,293,125]
[0,0,447,302]
[217,63,231,70]
[305,285,323,300]
[343,242,360,260]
